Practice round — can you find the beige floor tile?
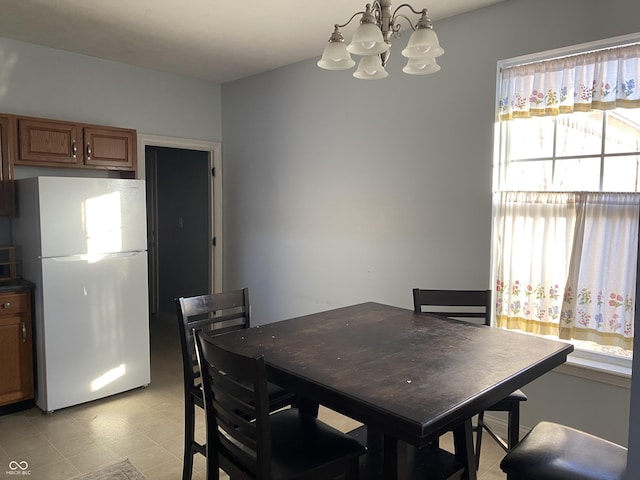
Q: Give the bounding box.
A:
[125,408,174,430]
[27,458,81,479]
[158,434,185,458]
[137,415,182,444]
[6,442,65,471]
[65,445,122,474]
[49,431,103,457]
[479,462,508,480]
[1,430,53,458]
[192,469,208,480]
[104,432,158,457]
[127,444,176,473]
[139,456,183,480]
[85,417,139,444]
[0,447,10,467]
[318,406,362,433]
[32,414,91,444]
[156,404,185,424]
[192,451,206,475]
[0,414,40,446]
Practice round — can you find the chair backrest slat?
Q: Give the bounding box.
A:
[412,288,492,326]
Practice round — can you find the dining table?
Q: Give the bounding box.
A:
[211,301,574,480]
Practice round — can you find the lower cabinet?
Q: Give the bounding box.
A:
[0,290,34,407]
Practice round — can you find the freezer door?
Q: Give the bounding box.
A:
[38,251,150,412]
[36,177,147,258]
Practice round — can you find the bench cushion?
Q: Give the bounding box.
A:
[500,421,627,480]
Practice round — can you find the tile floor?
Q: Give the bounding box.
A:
[0,319,508,480]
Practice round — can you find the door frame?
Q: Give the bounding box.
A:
[137,134,222,296]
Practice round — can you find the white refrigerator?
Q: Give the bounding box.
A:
[13,176,150,412]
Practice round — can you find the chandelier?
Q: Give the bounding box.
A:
[317,0,444,79]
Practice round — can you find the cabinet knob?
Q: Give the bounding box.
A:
[2,302,10,308]
[21,322,27,343]
[86,143,92,160]
[72,140,77,159]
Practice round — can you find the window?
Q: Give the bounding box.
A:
[492,35,640,372]
[501,109,640,192]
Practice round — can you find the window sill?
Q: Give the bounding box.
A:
[501,328,632,388]
[555,350,631,389]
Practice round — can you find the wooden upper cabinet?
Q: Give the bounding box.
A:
[14,116,137,173]
[84,126,135,170]
[17,118,81,165]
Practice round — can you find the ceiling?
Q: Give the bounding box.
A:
[0,0,505,84]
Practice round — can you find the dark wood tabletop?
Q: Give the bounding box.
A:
[211,302,574,478]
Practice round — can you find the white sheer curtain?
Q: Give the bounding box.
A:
[560,193,640,350]
[494,192,577,335]
[494,191,640,348]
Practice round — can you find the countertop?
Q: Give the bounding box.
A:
[0,279,34,293]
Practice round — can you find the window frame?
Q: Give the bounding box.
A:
[491,32,640,383]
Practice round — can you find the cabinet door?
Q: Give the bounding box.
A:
[84,126,136,170]
[16,118,82,166]
[0,292,34,406]
[0,116,14,216]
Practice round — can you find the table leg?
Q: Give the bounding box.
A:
[383,434,399,480]
[295,396,319,418]
[350,427,396,480]
[453,418,477,480]
[366,428,384,454]
[353,426,466,480]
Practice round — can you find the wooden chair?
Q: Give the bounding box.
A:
[176,289,296,480]
[500,421,627,480]
[412,288,528,470]
[194,329,367,480]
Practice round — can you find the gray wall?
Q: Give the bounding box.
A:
[0,35,221,251]
[0,38,221,140]
[221,0,640,448]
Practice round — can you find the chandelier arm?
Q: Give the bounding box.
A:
[334,10,367,29]
[369,1,383,13]
[392,3,428,17]
[392,13,417,32]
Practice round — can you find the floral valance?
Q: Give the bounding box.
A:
[498,43,640,120]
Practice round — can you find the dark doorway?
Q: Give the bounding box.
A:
[145,146,210,320]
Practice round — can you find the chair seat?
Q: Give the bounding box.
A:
[269,409,367,480]
[488,389,527,410]
[500,421,627,480]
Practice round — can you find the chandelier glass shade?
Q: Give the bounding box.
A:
[354,55,389,79]
[317,0,444,79]
[402,56,440,75]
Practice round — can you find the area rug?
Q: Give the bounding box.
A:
[70,459,147,480]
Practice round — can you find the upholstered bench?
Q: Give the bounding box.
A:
[500,421,627,480]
